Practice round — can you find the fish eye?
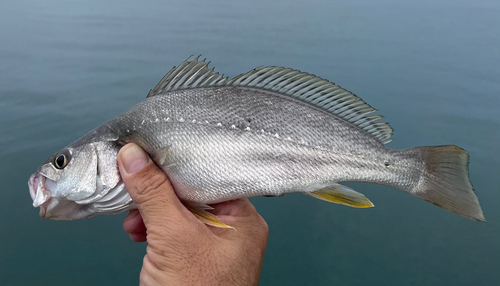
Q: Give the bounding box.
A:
[53,150,71,169]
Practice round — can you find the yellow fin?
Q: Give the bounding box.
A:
[184,203,236,230]
[306,184,374,208]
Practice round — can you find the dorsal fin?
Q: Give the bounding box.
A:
[147,55,228,98]
[149,56,393,144]
[227,66,394,143]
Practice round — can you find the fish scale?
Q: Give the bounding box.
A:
[120,87,385,153]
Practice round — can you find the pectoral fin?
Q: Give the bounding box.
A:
[184,202,236,230]
[152,146,170,166]
[306,184,374,208]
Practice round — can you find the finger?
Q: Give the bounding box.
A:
[129,232,147,242]
[210,198,258,217]
[117,143,187,230]
[209,199,269,238]
[123,210,146,234]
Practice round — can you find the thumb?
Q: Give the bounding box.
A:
[117,143,186,230]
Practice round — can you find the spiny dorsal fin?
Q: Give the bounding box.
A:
[147,55,228,98]
[149,56,393,144]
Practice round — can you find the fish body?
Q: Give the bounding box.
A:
[28,57,485,223]
[112,87,416,203]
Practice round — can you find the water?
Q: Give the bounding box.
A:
[1,0,498,285]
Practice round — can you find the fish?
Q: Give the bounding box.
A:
[28,56,485,227]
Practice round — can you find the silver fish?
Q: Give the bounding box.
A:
[28,56,485,226]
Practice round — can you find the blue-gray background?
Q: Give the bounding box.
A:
[1,0,498,285]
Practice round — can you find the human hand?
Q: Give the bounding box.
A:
[117,143,269,286]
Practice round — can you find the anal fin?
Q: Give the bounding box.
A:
[306,184,374,208]
[184,202,235,230]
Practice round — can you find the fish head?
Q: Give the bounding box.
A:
[28,140,131,220]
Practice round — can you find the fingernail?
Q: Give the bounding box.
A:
[121,144,150,173]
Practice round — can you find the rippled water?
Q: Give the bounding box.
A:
[1,0,498,285]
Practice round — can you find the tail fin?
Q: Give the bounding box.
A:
[410,145,485,221]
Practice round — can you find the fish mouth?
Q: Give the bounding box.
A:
[29,173,67,218]
[28,173,135,220]
[29,173,53,217]
[28,173,112,220]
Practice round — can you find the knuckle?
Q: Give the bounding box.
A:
[132,166,169,202]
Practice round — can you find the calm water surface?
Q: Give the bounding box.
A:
[0,0,499,285]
